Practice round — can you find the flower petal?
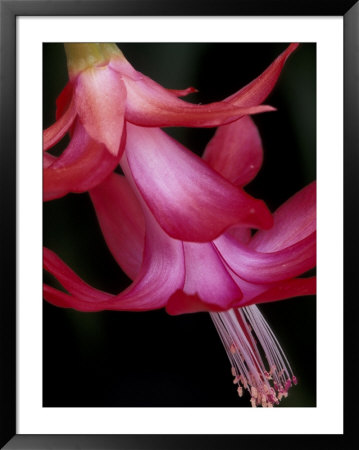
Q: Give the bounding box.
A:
[250,181,316,252]
[214,231,316,284]
[55,81,74,120]
[125,124,273,242]
[74,66,126,156]
[43,284,105,311]
[43,98,76,151]
[166,242,243,315]
[89,173,145,280]
[43,211,185,312]
[223,265,316,307]
[246,277,316,306]
[123,74,274,128]
[225,225,252,245]
[167,86,198,97]
[43,121,122,201]
[226,43,299,107]
[202,116,263,186]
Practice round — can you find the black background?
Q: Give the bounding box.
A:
[43,43,316,408]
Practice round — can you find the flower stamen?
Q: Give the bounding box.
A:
[211,305,296,407]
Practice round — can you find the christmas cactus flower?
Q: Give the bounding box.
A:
[43,114,316,406]
[43,42,298,200]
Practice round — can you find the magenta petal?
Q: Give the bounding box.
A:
[167,86,198,97]
[43,121,121,201]
[44,211,185,312]
[225,225,252,245]
[89,173,145,280]
[246,277,316,306]
[166,242,242,315]
[166,291,238,316]
[226,43,299,107]
[250,181,316,252]
[123,75,274,128]
[74,66,126,155]
[214,232,316,284]
[43,99,76,151]
[43,248,112,303]
[125,124,273,242]
[55,81,74,120]
[202,116,263,186]
[43,284,107,311]
[112,212,185,311]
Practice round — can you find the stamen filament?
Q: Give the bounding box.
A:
[210,305,296,407]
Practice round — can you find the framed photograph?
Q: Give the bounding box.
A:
[1,0,357,448]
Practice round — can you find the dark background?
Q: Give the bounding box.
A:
[43,43,316,407]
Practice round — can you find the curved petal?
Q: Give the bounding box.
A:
[123,74,275,128]
[246,277,316,306]
[166,242,243,315]
[167,86,198,97]
[43,98,76,151]
[250,181,316,252]
[202,116,263,186]
[43,248,111,303]
[225,225,252,245]
[55,81,74,120]
[43,152,56,168]
[43,121,122,201]
[108,55,144,80]
[214,232,316,284]
[74,66,126,156]
[125,124,273,242]
[89,173,145,280]
[223,264,316,307]
[43,283,100,311]
[226,43,299,107]
[43,210,185,312]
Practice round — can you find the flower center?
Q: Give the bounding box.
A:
[211,305,297,407]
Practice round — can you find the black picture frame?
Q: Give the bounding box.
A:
[1,0,357,448]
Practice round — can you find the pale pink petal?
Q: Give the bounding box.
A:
[111,55,197,96]
[214,232,316,284]
[123,74,274,128]
[43,121,122,201]
[108,56,144,80]
[43,212,185,312]
[74,66,126,156]
[166,242,243,315]
[43,98,76,151]
[226,43,299,107]
[202,116,263,186]
[250,181,316,252]
[125,124,273,242]
[89,173,145,280]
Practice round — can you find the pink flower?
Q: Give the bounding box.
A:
[43,116,316,406]
[43,43,298,201]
